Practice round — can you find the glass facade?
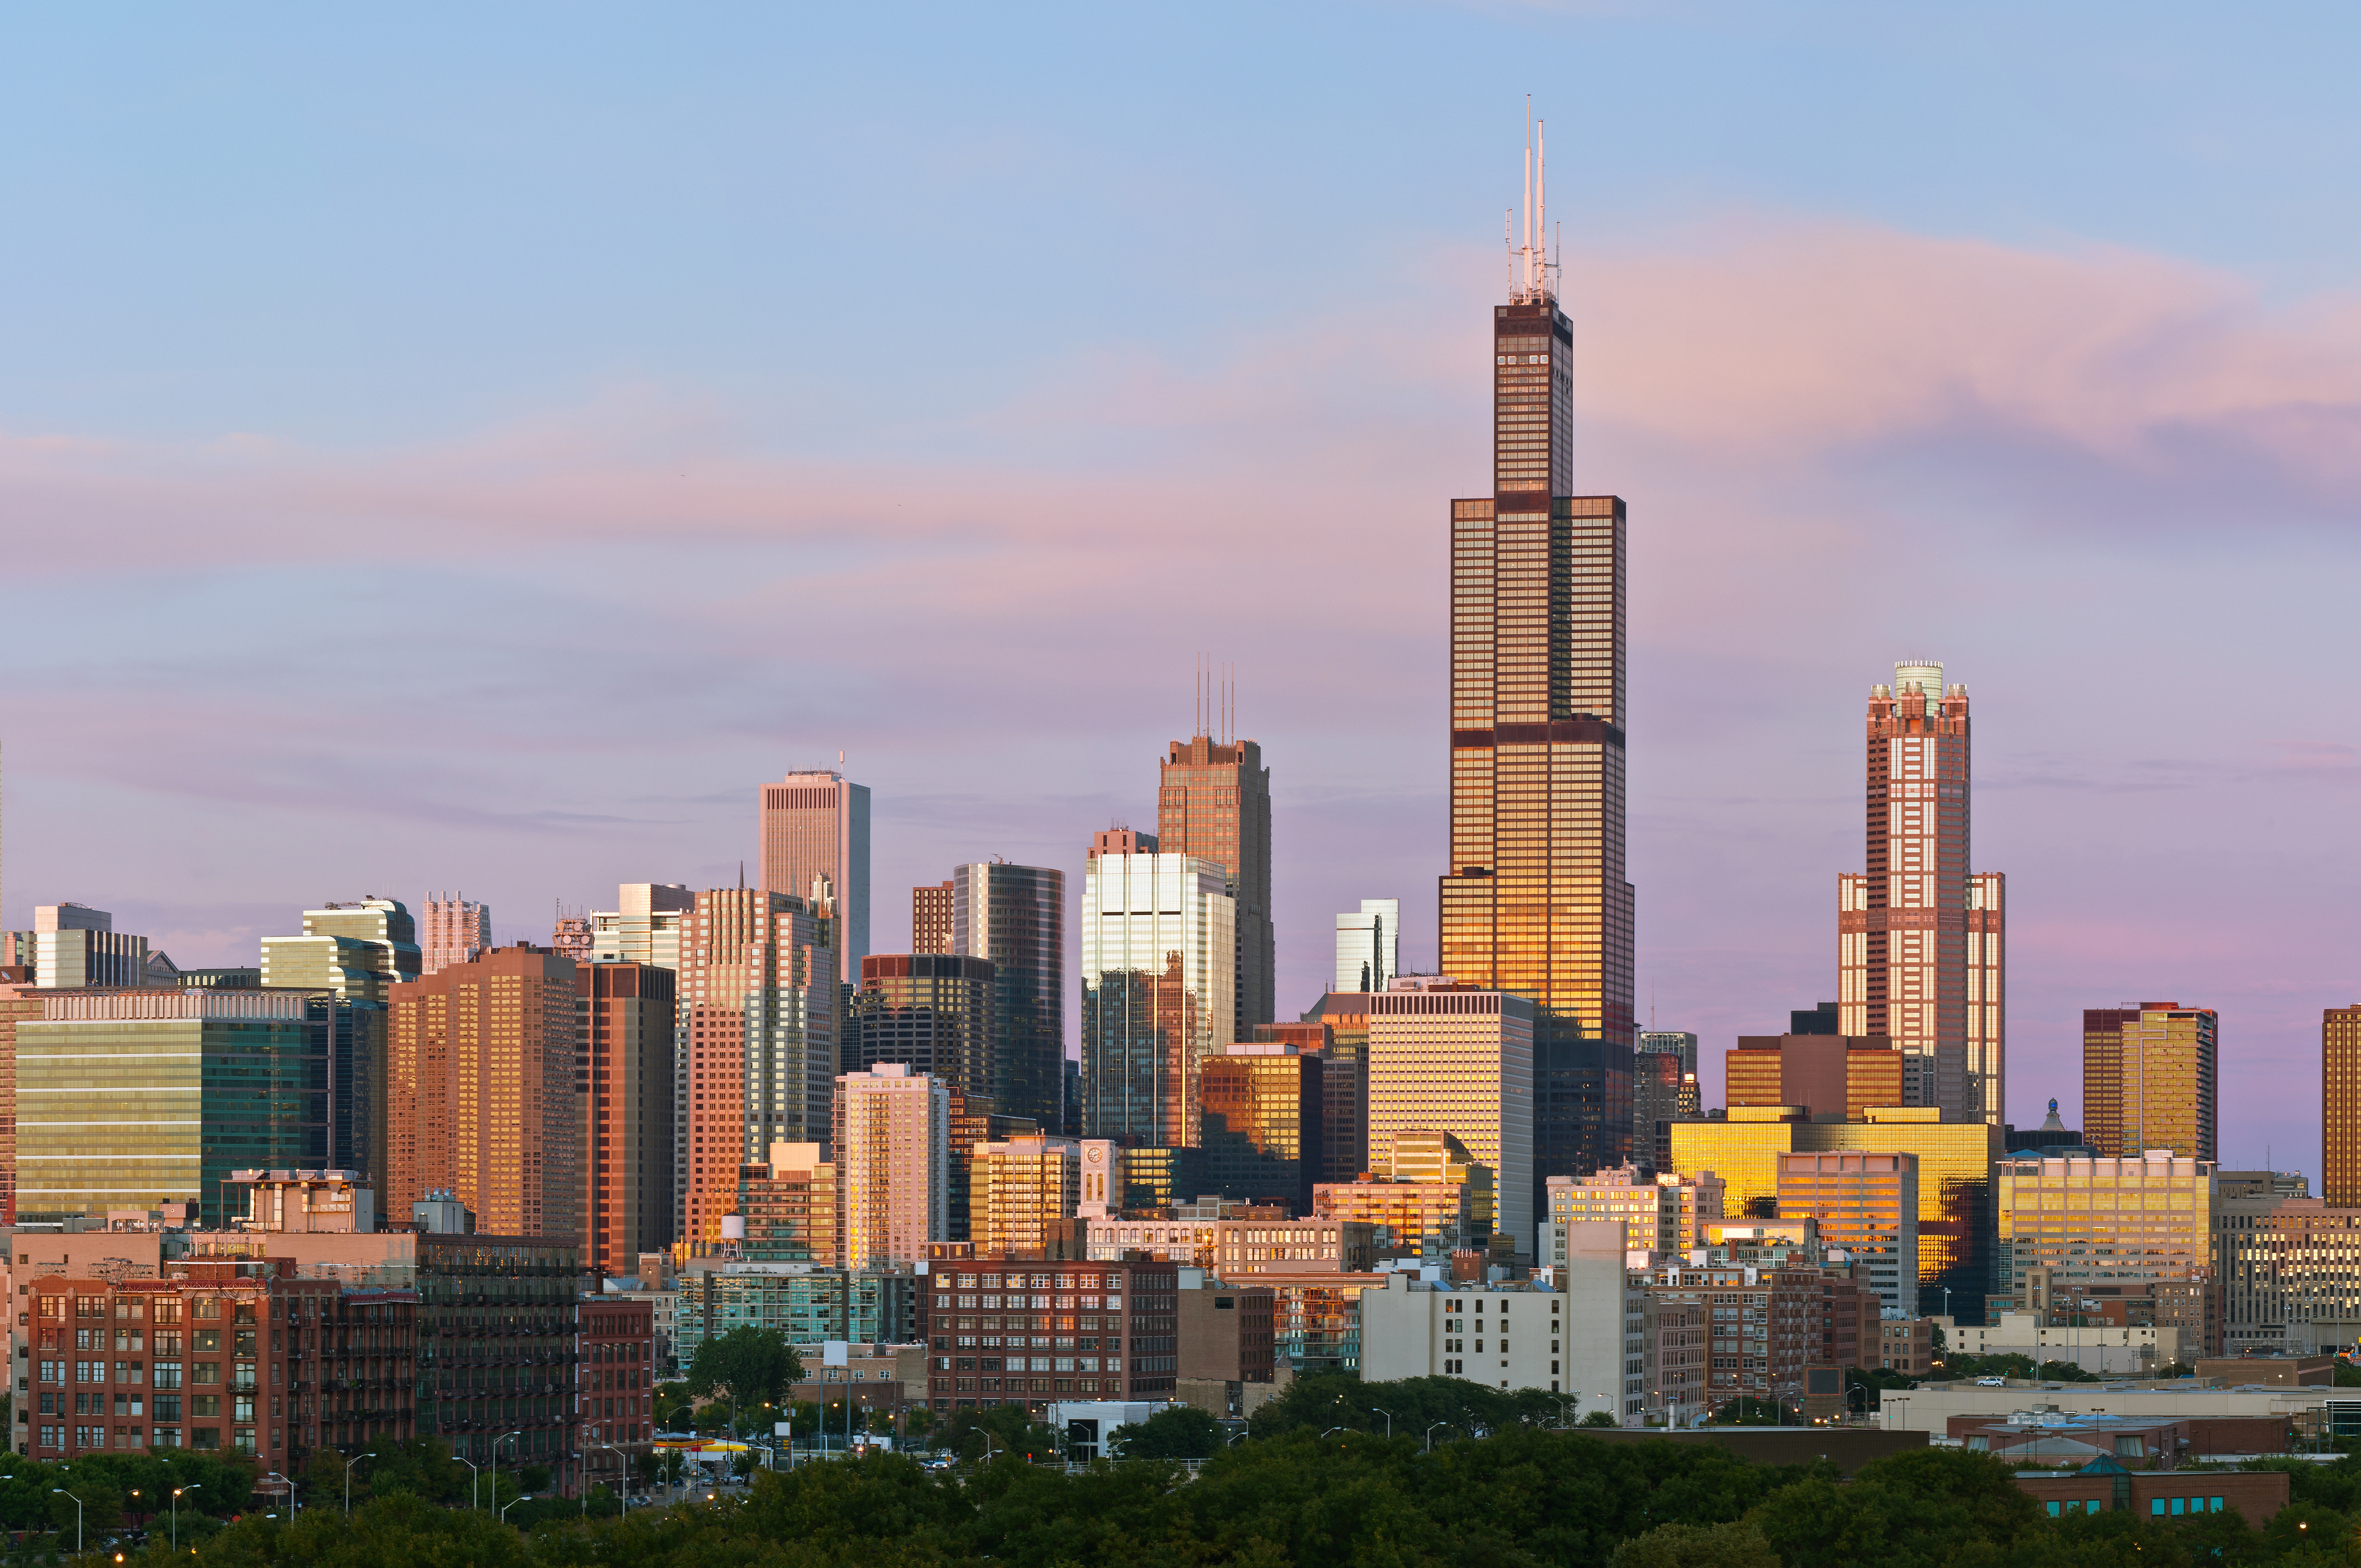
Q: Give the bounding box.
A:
[950,861,1067,1132]
[1999,1154,2212,1300]
[2083,1005,2218,1161]
[736,1145,837,1264]
[967,1135,1080,1255]
[1079,847,1234,1146]
[1334,900,1399,995]
[1366,988,1534,1240]
[1157,737,1274,1034]
[842,954,995,1099]
[1201,1047,1323,1215]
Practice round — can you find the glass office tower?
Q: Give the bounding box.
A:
[1079,831,1234,1147]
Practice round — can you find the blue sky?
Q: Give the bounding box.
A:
[3,3,2357,1171]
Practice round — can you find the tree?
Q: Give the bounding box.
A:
[685,1326,804,1426]
[1710,1397,1792,1426]
[1581,1411,1619,1428]
[1611,1520,1780,1568]
[1112,1406,1226,1460]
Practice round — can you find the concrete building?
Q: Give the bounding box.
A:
[1878,1317,1935,1375]
[948,861,1067,1136]
[1777,1151,1919,1317]
[1940,1311,2189,1375]
[1366,980,1535,1245]
[1201,1043,1324,1215]
[1835,661,2008,1125]
[1998,1152,2213,1352]
[1177,1276,1276,1387]
[969,1135,1080,1257]
[2083,1004,2218,1162]
[1644,1295,1709,1425]
[587,883,694,970]
[1726,1034,1903,1120]
[676,888,837,1251]
[577,961,676,1272]
[1158,722,1275,1035]
[835,1065,948,1269]
[1334,899,1399,995]
[2217,1194,2361,1356]
[385,944,580,1241]
[2327,1007,2361,1208]
[1878,1380,2347,1436]
[1318,1171,1491,1255]
[1059,1212,1377,1275]
[735,1141,837,1265]
[912,881,953,955]
[1079,833,1234,1147]
[420,894,490,976]
[32,903,154,989]
[1542,1166,1723,1262]
[758,768,871,973]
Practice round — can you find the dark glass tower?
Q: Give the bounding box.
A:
[949,861,1065,1130]
[1439,123,1635,1221]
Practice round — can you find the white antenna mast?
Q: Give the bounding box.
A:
[1521,99,1533,296]
[1536,117,1546,300]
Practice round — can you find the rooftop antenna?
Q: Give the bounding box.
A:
[1522,97,1533,297]
[1536,114,1546,300]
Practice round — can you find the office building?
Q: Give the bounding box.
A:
[1366,981,1534,1243]
[262,896,423,997]
[676,887,837,1251]
[578,961,677,1272]
[2083,1003,2218,1161]
[2327,1007,2361,1207]
[587,883,694,969]
[1542,1166,1723,1261]
[1725,1033,1903,1120]
[1790,1002,1838,1035]
[2216,1191,2361,1357]
[946,1086,1041,1245]
[844,953,996,1096]
[735,1141,837,1265]
[1318,1133,1495,1253]
[15,989,309,1225]
[552,907,595,966]
[1999,1152,2213,1354]
[421,894,490,976]
[1296,993,1373,1183]
[1201,1043,1324,1215]
[950,861,1066,1131]
[259,895,422,1187]
[969,1134,1081,1256]
[758,768,871,972]
[1836,662,2009,1124]
[31,903,152,989]
[385,944,580,1240]
[1438,145,1636,1198]
[918,1256,1182,1411]
[1114,1144,1208,1211]
[1078,831,1236,1146]
[1158,711,1274,1033]
[1669,1106,2003,1322]
[913,881,953,955]
[1362,1251,1639,1414]
[835,1064,948,1268]
[1777,1151,1919,1316]
[1334,899,1400,995]
[0,980,39,1223]
[1060,1211,1377,1274]
[1634,1030,1700,1169]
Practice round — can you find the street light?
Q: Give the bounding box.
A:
[1320,1426,1346,1438]
[171,1484,201,1550]
[1370,1407,1395,1440]
[500,1495,534,1525]
[53,1489,81,1555]
[1424,1422,1449,1452]
[600,1444,630,1514]
[454,1453,483,1511]
[492,1430,522,1509]
[332,1451,372,1513]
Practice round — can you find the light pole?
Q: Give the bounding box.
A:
[263,1472,297,1517]
[492,1429,522,1509]
[500,1495,534,1525]
[1371,1407,1395,1440]
[53,1489,81,1555]
[455,1452,482,1511]
[172,1484,200,1550]
[1424,1422,1449,1452]
[333,1451,372,1513]
[1321,1426,1346,1439]
[601,1444,630,1512]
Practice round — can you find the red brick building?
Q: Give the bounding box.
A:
[575,1297,656,1451]
[921,1257,1178,1412]
[2015,1459,2287,1522]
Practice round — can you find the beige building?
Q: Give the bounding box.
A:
[1366,983,1535,1244]
[2083,1004,2217,1162]
[835,1065,948,1268]
[1940,1310,2188,1375]
[1065,1213,1375,1273]
[970,1135,1081,1256]
[1998,1153,2212,1348]
[1777,1151,1918,1317]
[1541,1165,1723,1262]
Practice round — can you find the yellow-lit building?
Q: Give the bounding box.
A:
[968,1134,1080,1257]
[1315,1136,1495,1253]
[2083,1004,2217,1161]
[2324,1008,2361,1207]
[1542,1164,1723,1257]
[1998,1152,2211,1306]
[1777,1151,1918,1316]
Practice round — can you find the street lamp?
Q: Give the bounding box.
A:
[172,1484,201,1550]
[500,1495,534,1525]
[492,1430,522,1509]
[53,1489,81,1555]
[1370,1407,1395,1440]
[1320,1426,1346,1438]
[1424,1422,1449,1452]
[332,1451,372,1513]
[600,1444,630,1514]
[454,1452,483,1511]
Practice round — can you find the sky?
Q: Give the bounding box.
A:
[2,3,2357,1176]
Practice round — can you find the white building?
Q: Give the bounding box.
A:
[32,903,152,989]
[1366,978,1535,1244]
[835,1065,948,1267]
[1939,1310,2189,1375]
[1334,899,1400,994]
[1360,1219,1641,1420]
[1541,1167,1724,1265]
[590,883,695,969]
[1078,834,1235,1147]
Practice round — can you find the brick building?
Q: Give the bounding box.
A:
[576,1297,655,1452]
[921,1258,1178,1412]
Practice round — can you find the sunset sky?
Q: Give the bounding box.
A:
[4,4,2357,1172]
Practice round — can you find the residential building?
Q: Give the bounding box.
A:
[1777,1151,1919,1316]
[949,861,1067,1133]
[1878,1317,1934,1376]
[1836,661,2008,1124]
[835,1065,948,1269]
[1334,900,1400,995]
[1366,981,1534,1243]
[1266,1271,1384,1374]
[384,945,580,1240]
[1645,1295,1709,1424]
[912,881,953,955]
[576,1297,657,1453]
[2329,1008,2361,1207]
[946,1086,1040,1245]
[15,989,309,1225]
[1201,1043,1324,1214]
[676,888,837,1251]
[1078,833,1235,1146]
[758,768,871,972]
[1669,1107,2003,1322]
[969,1135,1081,1257]
[917,1257,1182,1411]
[1998,1152,2213,1354]
[586,884,694,970]
[1725,1033,1903,1120]
[1177,1278,1277,1390]
[1634,1031,1701,1171]
[1438,170,1636,1202]
[1317,1170,1489,1255]
[2084,1004,2219,1161]
[1157,719,1275,1034]
[576,961,676,1272]
[32,903,153,989]
[1646,1261,1824,1411]
[420,894,490,976]
[1541,1166,1723,1261]
[676,1263,915,1368]
[842,954,996,1098]
[408,1233,587,1467]
[735,1141,837,1265]
[1060,1212,1377,1274]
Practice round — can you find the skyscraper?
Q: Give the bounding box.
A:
[1836,662,2008,1124]
[1078,830,1235,1147]
[31,903,153,989]
[1364,979,1536,1244]
[1201,1043,1324,1215]
[577,960,677,1273]
[842,954,997,1095]
[1157,709,1274,1034]
[588,883,694,969]
[258,895,420,1190]
[912,881,953,955]
[421,894,490,976]
[2326,1006,2361,1206]
[950,861,1067,1131]
[2083,1003,2217,1161]
[835,1064,948,1268]
[758,769,871,972]
[1439,121,1635,1191]
[1334,899,1400,995]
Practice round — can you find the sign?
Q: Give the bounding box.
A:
[823,1339,850,1368]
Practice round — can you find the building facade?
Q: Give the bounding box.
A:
[1542,1166,1724,1261]
[835,1065,948,1270]
[969,1135,1081,1256]
[1078,835,1235,1147]
[1158,730,1275,1035]
[949,861,1067,1133]
[421,895,490,977]
[1201,1044,1324,1215]
[912,882,953,955]
[575,1297,656,1453]
[587,884,694,971]
[1777,1151,1919,1317]
[1726,1034,1903,1120]
[735,1141,837,1265]
[1366,983,1534,1245]
[2084,1004,2218,1161]
[1334,899,1399,997]
[758,768,871,972]
[1999,1153,2213,1353]
[919,1257,1179,1411]
[576,961,676,1274]
[842,954,996,1099]
[2328,1008,2361,1208]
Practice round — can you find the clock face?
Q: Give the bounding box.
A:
[1086,1148,1105,1164]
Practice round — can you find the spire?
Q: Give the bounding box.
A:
[1510,100,1555,306]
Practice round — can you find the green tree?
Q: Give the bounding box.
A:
[1747,1447,2039,1568]
[1111,1406,1226,1460]
[685,1325,804,1431]
[1581,1410,1619,1428]
[194,1490,532,1568]
[1611,1519,1780,1568]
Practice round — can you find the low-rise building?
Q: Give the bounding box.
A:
[1541,1166,1723,1263]
[1879,1380,2342,1436]
[1178,1280,1275,1386]
[1940,1310,2189,1376]
[786,1343,928,1417]
[1950,1409,2287,1463]
[1642,1297,1707,1425]
[1646,1262,1823,1412]
[577,1297,656,1452]
[1878,1317,1934,1376]
[917,1257,1179,1413]
[2013,1461,2288,1523]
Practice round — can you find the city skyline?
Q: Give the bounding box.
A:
[3,7,2358,1180]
